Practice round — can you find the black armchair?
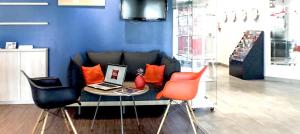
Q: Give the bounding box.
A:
[21,70,80,134]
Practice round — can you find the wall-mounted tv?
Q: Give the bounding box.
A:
[121,0,167,21]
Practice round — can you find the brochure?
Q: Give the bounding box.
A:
[114,88,144,96]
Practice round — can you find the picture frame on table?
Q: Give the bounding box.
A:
[5,42,17,49]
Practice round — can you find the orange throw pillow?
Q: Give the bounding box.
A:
[81,64,104,85]
[144,64,165,86]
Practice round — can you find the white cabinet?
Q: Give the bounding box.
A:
[0,49,48,104]
[0,52,21,101]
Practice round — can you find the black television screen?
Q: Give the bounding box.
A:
[121,0,167,21]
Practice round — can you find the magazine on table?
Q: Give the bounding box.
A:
[114,88,144,96]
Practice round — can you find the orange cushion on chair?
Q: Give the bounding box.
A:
[81,64,104,85]
[144,64,165,86]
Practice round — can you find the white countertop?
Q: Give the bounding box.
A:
[0,48,48,52]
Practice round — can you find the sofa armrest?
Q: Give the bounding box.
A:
[68,53,86,90]
[161,54,181,83]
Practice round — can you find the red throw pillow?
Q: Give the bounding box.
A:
[81,64,104,85]
[144,64,165,86]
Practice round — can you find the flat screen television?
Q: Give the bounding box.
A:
[121,0,167,21]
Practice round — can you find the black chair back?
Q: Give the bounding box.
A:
[21,70,79,109]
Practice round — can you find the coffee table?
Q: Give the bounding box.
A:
[84,82,149,134]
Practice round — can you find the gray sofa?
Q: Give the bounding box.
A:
[69,50,180,106]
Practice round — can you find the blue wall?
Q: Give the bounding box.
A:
[0,0,173,84]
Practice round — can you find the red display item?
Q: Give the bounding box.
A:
[135,75,146,89]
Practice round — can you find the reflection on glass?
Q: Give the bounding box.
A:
[270,0,299,66]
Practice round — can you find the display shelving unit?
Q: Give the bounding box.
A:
[173,0,217,111]
[229,30,264,80]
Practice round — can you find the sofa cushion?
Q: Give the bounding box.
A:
[87,52,122,73]
[81,64,105,85]
[161,54,181,83]
[144,64,165,86]
[123,51,159,81]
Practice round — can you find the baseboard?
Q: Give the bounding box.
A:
[0,101,34,105]
[215,62,229,67]
[265,76,300,83]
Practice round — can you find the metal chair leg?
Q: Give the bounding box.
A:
[186,102,197,134]
[61,108,71,133]
[63,108,78,134]
[41,112,48,134]
[187,103,208,134]
[32,110,45,134]
[187,103,200,126]
[157,100,172,134]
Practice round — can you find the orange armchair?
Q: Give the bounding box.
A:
[156,66,208,134]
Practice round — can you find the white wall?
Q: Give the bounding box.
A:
[216,0,300,80]
[216,0,269,65]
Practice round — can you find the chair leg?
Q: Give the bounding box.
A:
[32,110,45,134]
[187,103,201,127]
[185,102,197,134]
[61,108,72,133]
[157,100,172,134]
[187,103,208,134]
[63,108,78,134]
[41,112,49,134]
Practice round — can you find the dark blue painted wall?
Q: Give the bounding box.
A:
[0,0,173,84]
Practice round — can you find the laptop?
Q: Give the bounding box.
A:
[88,64,127,90]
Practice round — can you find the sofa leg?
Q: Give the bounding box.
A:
[78,103,81,116]
[157,100,172,134]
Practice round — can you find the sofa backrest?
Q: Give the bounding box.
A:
[73,50,180,87]
[87,51,123,73]
[160,53,181,84]
[123,51,160,81]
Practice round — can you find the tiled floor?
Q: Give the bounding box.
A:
[0,66,300,134]
[195,66,300,134]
